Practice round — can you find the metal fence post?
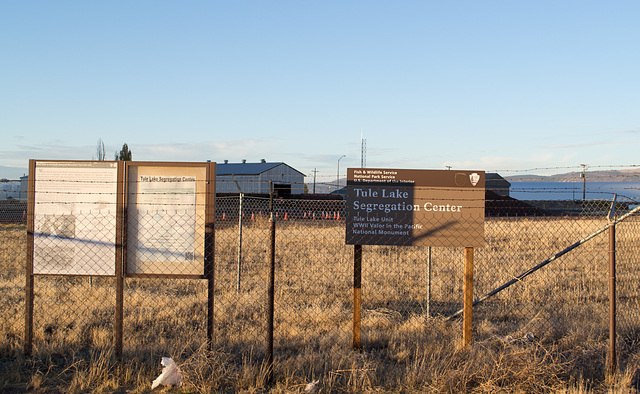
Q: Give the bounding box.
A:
[606,194,617,377]
[237,193,243,293]
[608,222,617,376]
[427,246,432,318]
[266,183,276,384]
[463,247,474,349]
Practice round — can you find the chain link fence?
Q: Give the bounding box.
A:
[2,189,640,376]
[0,201,27,357]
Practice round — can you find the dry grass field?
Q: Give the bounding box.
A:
[2,215,640,392]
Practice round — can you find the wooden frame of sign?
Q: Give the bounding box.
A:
[25,160,216,356]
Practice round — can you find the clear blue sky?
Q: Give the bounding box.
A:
[2,1,639,183]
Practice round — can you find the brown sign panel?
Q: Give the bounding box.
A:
[126,162,214,277]
[345,168,485,247]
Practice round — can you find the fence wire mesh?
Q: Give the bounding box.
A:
[1,216,26,356]
[1,191,640,366]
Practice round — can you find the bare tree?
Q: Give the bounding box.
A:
[95,138,106,161]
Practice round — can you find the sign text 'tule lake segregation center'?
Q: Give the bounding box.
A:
[345,168,485,248]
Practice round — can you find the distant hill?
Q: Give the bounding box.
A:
[505,169,640,183]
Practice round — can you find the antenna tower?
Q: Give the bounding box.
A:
[360,131,367,168]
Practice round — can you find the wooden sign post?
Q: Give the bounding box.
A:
[353,244,362,349]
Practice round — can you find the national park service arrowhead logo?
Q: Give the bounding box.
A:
[469,173,480,186]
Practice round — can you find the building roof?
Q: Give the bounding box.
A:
[486,172,511,186]
[216,162,305,176]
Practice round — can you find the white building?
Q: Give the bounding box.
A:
[216,160,305,195]
[0,180,22,199]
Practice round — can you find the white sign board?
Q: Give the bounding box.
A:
[33,161,118,275]
[134,175,197,263]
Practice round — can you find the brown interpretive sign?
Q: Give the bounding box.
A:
[345,168,485,247]
[126,162,214,277]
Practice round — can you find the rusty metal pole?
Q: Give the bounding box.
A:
[266,182,276,384]
[463,247,474,349]
[427,246,432,318]
[353,244,362,350]
[608,222,617,376]
[236,193,244,293]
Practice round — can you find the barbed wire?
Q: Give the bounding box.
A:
[487,164,640,174]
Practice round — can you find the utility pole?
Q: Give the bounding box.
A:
[311,168,318,194]
[337,155,346,192]
[580,164,587,201]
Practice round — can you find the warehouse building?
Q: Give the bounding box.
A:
[216,160,305,196]
[485,173,511,196]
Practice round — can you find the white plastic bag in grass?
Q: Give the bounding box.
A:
[151,357,183,389]
[305,379,320,393]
